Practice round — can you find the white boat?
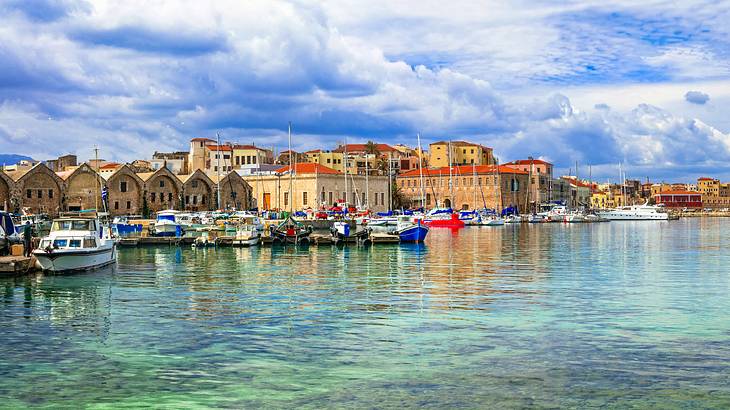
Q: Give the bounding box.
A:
[33,216,117,273]
[528,214,545,223]
[232,225,260,247]
[504,215,521,224]
[564,212,586,223]
[547,205,568,222]
[597,204,670,220]
[154,210,183,236]
[481,216,505,226]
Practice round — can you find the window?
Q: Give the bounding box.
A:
[37,190,43,199]
[253,156,257,164]
[381,193,385,205]
[192,180,198,188]
[159,180,165,188]
[126,201,131,209]
[185,195,190,205]
[329,192,333,204]
[168,193,173,202]
[114,201,119,210]
[284,192,289,207]
[193,196,197,205]
[202,195,207,204]
[426,193,431,205]
[26,189,32,199]
[342,192,346,202]
[361,192,365,204]
[53,239,68,247]
[375,193,378,206]
[321,189,326,203]
[151,192,156,202]
[303,192,308,205]
[69,239,82,248]
[120,181,128,192]
[83,238,96,248]
[48,190,54,199]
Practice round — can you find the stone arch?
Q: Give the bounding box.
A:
[219,172,252,210]
[181,170,214,211]
[140,168,182,213]
[62,163,103,212]
[0,171,13,212]
[106,165,144,216]
[14,163,64,216]
[443,198,452,208]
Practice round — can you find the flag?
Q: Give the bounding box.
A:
[101,186,108,201]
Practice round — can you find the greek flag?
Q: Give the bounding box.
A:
[101,186,108,201]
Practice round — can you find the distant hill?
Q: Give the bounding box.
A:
[0,154,34,166]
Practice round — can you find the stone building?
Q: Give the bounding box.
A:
[8,163,64,215]
[59,163,103,211]
[397,165,530,212]
[0,171,13,212]
[105,165,144,216]
[179,170,214,212]
[217,171,252,211]
[137,167,183,213]
[242,163,390,212]
[428,141,495,168]
[503,159,554,209]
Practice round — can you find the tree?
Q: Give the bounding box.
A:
[364,141,380,156]
[391,181,411,209]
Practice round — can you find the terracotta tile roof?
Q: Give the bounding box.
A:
[204,145,233,151]
[276,163,340,175]
[191,137,215,142]
[430,140,492,150]
[333,143,398,153]
[697,177,716,181]
[232,144,269,151]
[655,190,701,195]
[398,165,527,177]
[504,159,553,166]
[100,162,122,169]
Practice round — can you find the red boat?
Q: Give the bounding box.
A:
[424,212,465,228]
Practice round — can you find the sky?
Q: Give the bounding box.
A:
[1,0,729,182]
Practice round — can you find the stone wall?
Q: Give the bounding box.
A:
[106,166,144,216]
[15,165,63,215]
[64,165,103,211]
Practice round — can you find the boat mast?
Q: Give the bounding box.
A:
[388,151,392,212]
[344,137,348,208]
[288,122,293,214]
[448,140,454,208]
[365,153,369,209]
[472,161,477,210]
[417,133,425,209]
[216,132,221,210]
[94,145,100,211]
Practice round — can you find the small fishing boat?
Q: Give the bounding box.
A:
[153,210,183,237]
[331,221,371,245]
[482,216,505,226]
[232,224,261,247]
[564,211,586,223]
[33,214,117,273]
[270,215,312,245]
[393,216,429,242]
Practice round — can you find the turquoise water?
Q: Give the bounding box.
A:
[2,218,730,408]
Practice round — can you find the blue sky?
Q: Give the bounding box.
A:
[1,0,729,182]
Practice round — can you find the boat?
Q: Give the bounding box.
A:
[596,203,670,220]
[564,211,585,223]
[458,210,481,225]
[504,214,521,224]
[331,221,371,245]
[33,214,117,273]
[424,208,465,228]
[111,215,143,237]
[481,215,505,226]
[393,216,429,242]
[528,214,544,223]
[18,212,52,235]
[270,215,312,245]
[153,210,183,237]
[547,205,568,222]
[232,224,261,247]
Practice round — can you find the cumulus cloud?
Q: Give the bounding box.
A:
[0,0,729,181]
[685,90,710,104]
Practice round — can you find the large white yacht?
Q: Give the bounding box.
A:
[597,204,669,220]
[33,215,117,272]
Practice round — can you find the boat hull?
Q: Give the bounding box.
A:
[33,245,116,273]
[398,225,429,242]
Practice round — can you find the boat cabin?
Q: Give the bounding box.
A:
[39,218,102,250]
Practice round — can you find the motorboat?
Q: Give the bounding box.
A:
[393,216,429,243]
[0,212,21,256]
[111,215,143,237]
[33,215,117,273]
[153,210,183,237]
[528,214,545,223]
[481,216,505,226]
[504,214,521,224]
[270,215,312,245]
[596,204,670,220]
[547,205,568,222]
[564,212,585,223]
[232,224,261,247]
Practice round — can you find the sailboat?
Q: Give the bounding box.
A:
[424,140,464,228]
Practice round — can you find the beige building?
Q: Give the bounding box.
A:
[305,150,345,172]
[503,159,554,208]
[243,163,390,212]
[396,165,529,212]
[428,141,495,168]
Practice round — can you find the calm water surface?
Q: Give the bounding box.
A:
[2,218,730,408]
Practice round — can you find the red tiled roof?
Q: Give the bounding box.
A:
[100,162,121,169]
[305,149,322,153]
[697,177,716,181]
[430,140,492,150]
[504,159,553,166]
[191,137,215,142]
[333,143,398,153]
[204,145,233,151]
[232,144,269,151]
[655,190,701,195]
[276,162,340,175]
[398,165,527,177]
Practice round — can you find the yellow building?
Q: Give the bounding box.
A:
[305,150,345,172]
[231,144,274,168]
[428,141,494,167]
[698,178,720,196]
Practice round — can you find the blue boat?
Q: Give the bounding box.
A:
[395,217,429,243]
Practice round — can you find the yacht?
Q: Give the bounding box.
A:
[597,204,670,220]
[153,210,183,236]
[33,215,117,273]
